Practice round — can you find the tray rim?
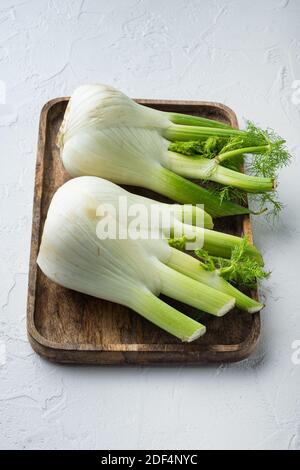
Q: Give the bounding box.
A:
[27,97,260,364]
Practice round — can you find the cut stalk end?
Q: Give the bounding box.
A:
[186,325,206,342]
[131,288,206,342]
[166,248,264,313]
[156,260,235,317]
[217,298,236,317]
[247,303,264,314]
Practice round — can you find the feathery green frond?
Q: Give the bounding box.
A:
[195,236,270,289]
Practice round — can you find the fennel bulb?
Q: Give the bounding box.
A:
[44,175,262,261]
[37,177,242,342]
[57,84,252,218]
[37,177,263,343]
[58,84,290,218]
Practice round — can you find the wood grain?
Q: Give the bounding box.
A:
[27,97,260,364]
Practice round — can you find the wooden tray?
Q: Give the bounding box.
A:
[27,97,260,364]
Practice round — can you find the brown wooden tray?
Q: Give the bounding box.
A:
[27,97,260,364]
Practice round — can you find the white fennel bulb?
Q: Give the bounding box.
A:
[57,84,251,219]
[37,177,239,342]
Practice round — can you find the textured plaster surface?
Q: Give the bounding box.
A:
[0,0,300,450]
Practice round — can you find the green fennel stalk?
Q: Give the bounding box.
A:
[166,247,263,313]
[59,84,291,219]
[167,121,291,216]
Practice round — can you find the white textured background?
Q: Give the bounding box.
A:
[1,0,300,450]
